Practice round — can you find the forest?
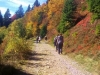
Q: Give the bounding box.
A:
[0,0,100,74]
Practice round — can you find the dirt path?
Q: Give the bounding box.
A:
[21,41,93,75]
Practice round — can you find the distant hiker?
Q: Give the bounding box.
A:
[38,36,41,43]
[57,33,64,54]
[36,36,39,43]
[54,34,59,51]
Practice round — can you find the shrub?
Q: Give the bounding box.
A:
[72,32,78,38]
[9,19,26,38]
[3,37,31,60]
[95,24,100,36]
[25,23,33,39]
[64,30,70,37]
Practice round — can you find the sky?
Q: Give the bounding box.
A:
[0,0,46,17]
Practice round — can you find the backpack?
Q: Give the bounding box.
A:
[57,35,63,44]
[54,37,57,42]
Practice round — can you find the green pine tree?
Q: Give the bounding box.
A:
[4,9,11,27]
[16,5,24,19]
[0,10,3,26]
[25,4,31,13]
[57,0,76,33]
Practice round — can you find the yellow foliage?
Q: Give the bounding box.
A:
[22,0,64,36]
[47,0,64,16]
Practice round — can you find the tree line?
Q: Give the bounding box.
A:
[0,0,41,27]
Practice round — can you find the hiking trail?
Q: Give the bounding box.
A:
[21,41,93,75]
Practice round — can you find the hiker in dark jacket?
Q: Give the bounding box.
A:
[57,33,64,54]
[54,34,59,52]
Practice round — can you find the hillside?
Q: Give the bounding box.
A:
[23,0,100,73]
[23,0,100,55]
[0,0,100,74]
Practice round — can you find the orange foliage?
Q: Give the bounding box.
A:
[23,0,64,36]
[48,0,64,15]
[46,0,64,37]
[20,0,100,56]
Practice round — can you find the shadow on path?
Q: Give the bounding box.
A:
[27,51,47,61]
[22,51,47,68]
[0,64,34,75]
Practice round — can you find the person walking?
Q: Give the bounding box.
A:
[57,33,64,54]
[38,36,41,43]
[54,34,59,52]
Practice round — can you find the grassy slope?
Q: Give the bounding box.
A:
[46,0,100,74]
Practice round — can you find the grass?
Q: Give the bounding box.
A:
[67,53,100,74]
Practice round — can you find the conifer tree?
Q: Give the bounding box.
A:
[25,4,31,13]
[0,10,3,27]
[46,0,49,4]
[16,5,24,19]
[32,0,40,10]
[87,0,100,21]
[4,9,11,27]
[57,0,76,33]
[34,0,40,7]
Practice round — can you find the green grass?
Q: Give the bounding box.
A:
[67,53,100,74]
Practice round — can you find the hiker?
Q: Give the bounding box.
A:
[54,34,59,52]
[57,33,64,54]
[38,36,41,43]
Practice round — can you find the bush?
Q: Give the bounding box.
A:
[3,37,31,60]
[64,30,70,37]
[72,32,78,38]
[9,19,26,38]
[95,24,100,36]
[25,23,33,39]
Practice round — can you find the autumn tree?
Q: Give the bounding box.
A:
[0,10,3,27]
[16,5,24,19]
[4,9,11,27]
[11,19,26,38]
